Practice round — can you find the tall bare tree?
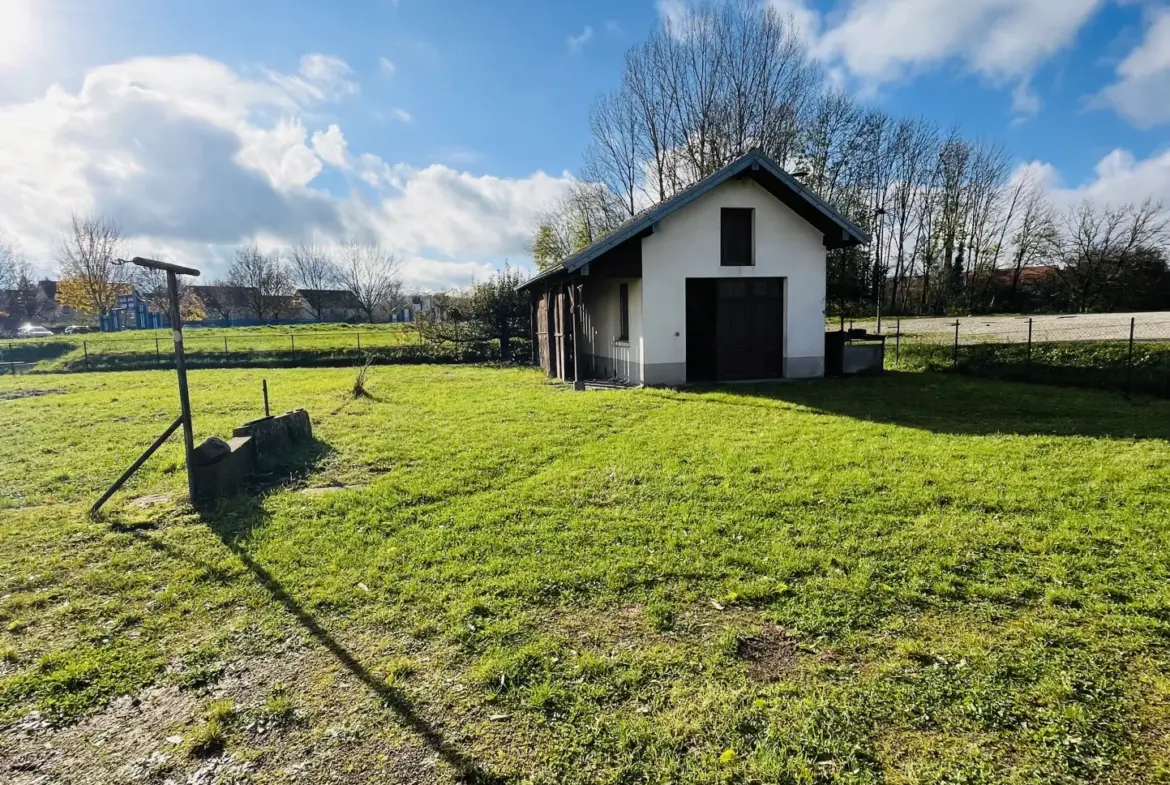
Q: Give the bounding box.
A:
[289,242,341,320]
[1056,199,1170,312]
[227,245,294,323]
[336,240,404,322]
[55,215,129,316]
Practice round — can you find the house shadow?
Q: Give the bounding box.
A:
[676,372,1170,441]
[187,441,506,784]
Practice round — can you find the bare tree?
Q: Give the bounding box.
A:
[227,245,295,323]
[0,239,51,324]
[289,242,341,320]
[1055,199,1170,312]
[584,88,643,219]
[1005,176,1057,306]
[336,240,404,322]
[55,215,129,315]
[199,282,243,324]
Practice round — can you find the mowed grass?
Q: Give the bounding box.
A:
[1,322,419,372]
[1,366,1170,783]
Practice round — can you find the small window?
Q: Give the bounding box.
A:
[721,208,754,266]
[618,283,630,342]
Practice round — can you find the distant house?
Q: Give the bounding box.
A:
[2,279,72,328]
[389,293,440,323]
[294,289,365,322]
[100,289,166,331]
[192,285,256,324]
[518,149,869,386]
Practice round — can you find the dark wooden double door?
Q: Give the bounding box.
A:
[686,278,784,382]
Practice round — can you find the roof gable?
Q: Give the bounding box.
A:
[520,149,870,290]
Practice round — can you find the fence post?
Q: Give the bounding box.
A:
[1126,317,1136,398]
[224,336,228,354]
[290,334,295,352]
[356,331,361,351]
[83,341,90,372]
[1026,318,1033,379]
[952,321,960,369]
[894,319,901,366]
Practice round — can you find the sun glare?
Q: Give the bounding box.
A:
[0,0,35,72]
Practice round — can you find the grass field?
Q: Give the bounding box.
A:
[0,323,427,373]
[2,366,1169,783]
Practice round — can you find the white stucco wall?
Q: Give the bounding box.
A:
[639,178,827,385]
[581,278,644,385]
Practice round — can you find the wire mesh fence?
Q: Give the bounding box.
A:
[0,326,532,373]
[843,313,1170,398]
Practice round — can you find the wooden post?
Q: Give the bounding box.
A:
[570,283,584,391]
[1026,318,1033,378]
[1126,317,1136,397]
[952,320,960,368]
[262,379,270,417]
[224,336,228,354]
[83,341,90,371]
[290,334,295,352]
[894,319,901,366]
[167,271,197,504]
[356,331,361,351]
[155,337,161,365]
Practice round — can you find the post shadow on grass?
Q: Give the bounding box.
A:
[191,443,504,784]
[683,372,1170,441]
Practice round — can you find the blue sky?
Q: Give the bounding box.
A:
[1,0,1168,288]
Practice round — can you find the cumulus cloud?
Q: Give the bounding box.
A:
[378,56,397,77]
[0,54,572,289]
[812,0,1104,87]
[1036,147,1170,212]
[1094,7,1170,128]
[662,0,1106,118]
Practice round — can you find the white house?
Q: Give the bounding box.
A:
[519,149,869,387]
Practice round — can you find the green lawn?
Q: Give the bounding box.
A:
[1,367,1169,783]
[0,322,421,372]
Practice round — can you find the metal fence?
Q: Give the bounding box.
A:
[0,327,532,373]
[846,313,1170,398]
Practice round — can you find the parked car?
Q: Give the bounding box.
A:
[17,324,54,338]
[63,325,92,334]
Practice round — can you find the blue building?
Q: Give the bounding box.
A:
[100,290,167,332]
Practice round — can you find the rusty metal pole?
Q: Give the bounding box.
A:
[167,270,197,503]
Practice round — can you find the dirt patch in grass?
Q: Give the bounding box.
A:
[0,388,63,402]
[735,626,800,682]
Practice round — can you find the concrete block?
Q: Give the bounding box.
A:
[232,409,313,469]
[192,435,255,501]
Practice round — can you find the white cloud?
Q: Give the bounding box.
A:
[567,25,595,54]
[812,0,1104,87]
[0,54,573,289]
[268,53,359,103]
[605,20,623,36]
[310,124,350,169]
[661,0,1106,117]
[378,56,397,77]
[766,0,821,44]
[1038,147,1170,212]
[392,107,413,123]
[1094,7,1170,128]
